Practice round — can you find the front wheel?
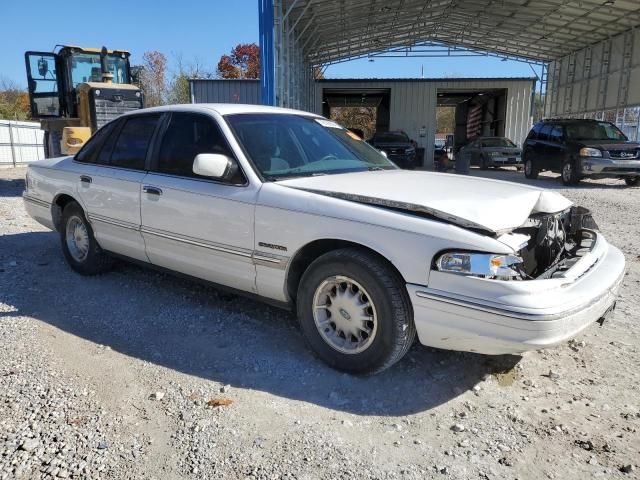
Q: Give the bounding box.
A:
[524,158,539,179]
[60,202,113,275]
[561,160,581,185]
[296,248,416,374]
[624,176,639,186]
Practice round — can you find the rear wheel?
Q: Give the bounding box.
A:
[624,176,639,186]
[561,160,580,185]
[524,157,539,179]
[296,248,415,374]
[60,202,113,275]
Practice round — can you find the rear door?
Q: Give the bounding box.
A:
[76,114,162,261]
[140,111,258,292]
[537,123,554,169]
[548,125,567,171]
[24,52,62,118]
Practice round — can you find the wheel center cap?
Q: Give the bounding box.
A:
[339,308,351,320]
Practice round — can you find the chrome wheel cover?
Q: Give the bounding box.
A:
[65,215,90,262]
[312,275,378,354]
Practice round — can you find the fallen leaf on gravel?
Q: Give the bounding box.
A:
[67,416,88,426]
[207,398,233,407]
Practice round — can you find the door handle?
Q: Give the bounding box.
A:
[80,175,92,184]
[143,186,163,196]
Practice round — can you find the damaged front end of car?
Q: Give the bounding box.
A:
[510,206,600,280]
[436,206,601,281]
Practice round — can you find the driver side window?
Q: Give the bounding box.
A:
[155,113,244,183]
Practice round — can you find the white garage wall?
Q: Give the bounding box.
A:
[313,78,534,167]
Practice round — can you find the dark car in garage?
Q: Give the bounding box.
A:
[368,131,417,169]
[523,119,640,186]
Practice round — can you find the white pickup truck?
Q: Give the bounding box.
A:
[23,104,625,374]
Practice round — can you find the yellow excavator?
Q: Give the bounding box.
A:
[25,45,144,157]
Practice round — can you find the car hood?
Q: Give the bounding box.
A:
[482,146,522,153]
[372,142,414,149]
[277,170,572,234]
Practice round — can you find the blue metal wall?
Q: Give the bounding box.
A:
[258,0,275,105]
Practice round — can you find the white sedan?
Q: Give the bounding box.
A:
[23,104,625,374]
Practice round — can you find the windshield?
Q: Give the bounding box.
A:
[565,122,628,141]
[69,53,130,87]
[373,132,409,143]
[481,138,516,148]
[226,114,398,180]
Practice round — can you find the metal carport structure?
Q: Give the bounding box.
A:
[259,0,640,122]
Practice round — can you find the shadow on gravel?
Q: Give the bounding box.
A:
[0,178,25,197]
[0,230,521,416]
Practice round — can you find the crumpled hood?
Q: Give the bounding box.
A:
[277,170,573,234]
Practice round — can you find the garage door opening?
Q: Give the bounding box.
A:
[322,88,390,140]
[436,88,508,157]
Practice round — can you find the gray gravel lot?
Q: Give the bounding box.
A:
[1,166,639,479]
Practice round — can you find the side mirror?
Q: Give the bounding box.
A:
[193,153,236,179]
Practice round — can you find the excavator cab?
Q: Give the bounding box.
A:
[25,46,143,157]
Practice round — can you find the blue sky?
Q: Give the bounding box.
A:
[0,0,540,88]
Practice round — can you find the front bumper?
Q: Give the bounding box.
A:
[407,233,625,355]
[580,157,640,177]
[487,156,522,166]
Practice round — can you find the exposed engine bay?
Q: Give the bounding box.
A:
[512,206,599,279]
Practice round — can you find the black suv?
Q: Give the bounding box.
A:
[368,131,417,169]
[522,119,640,186]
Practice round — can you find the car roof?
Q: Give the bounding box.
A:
[120,103,323,118]
[539,118,610,124]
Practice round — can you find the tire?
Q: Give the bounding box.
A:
[561,160,580,185]
[60,202,113,275]
[296,248,416,375]
[524,158,539,179]
[516,166,523,172]
[624,177,639,186]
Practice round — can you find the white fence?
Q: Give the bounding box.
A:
[0,120,45,166]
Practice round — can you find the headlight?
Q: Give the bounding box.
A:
[405,147,415,153]
[579,147,602,157]
[435,252,524,280]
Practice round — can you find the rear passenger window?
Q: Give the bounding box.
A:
[528,123,542,140]
[155,113,238,180]
[539,124,553,141]
[550,126,564,143]
[74,122,115,163]
[109,115,160,170]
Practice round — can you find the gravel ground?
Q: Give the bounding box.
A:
[1,166,639,479]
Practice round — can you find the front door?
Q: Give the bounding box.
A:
[25,51,62,118]
[140,112,258,293]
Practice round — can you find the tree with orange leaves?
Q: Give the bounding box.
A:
[217,44,260,79]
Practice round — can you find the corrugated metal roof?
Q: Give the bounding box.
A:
[278,0,640,64]
[318,77,537,82]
